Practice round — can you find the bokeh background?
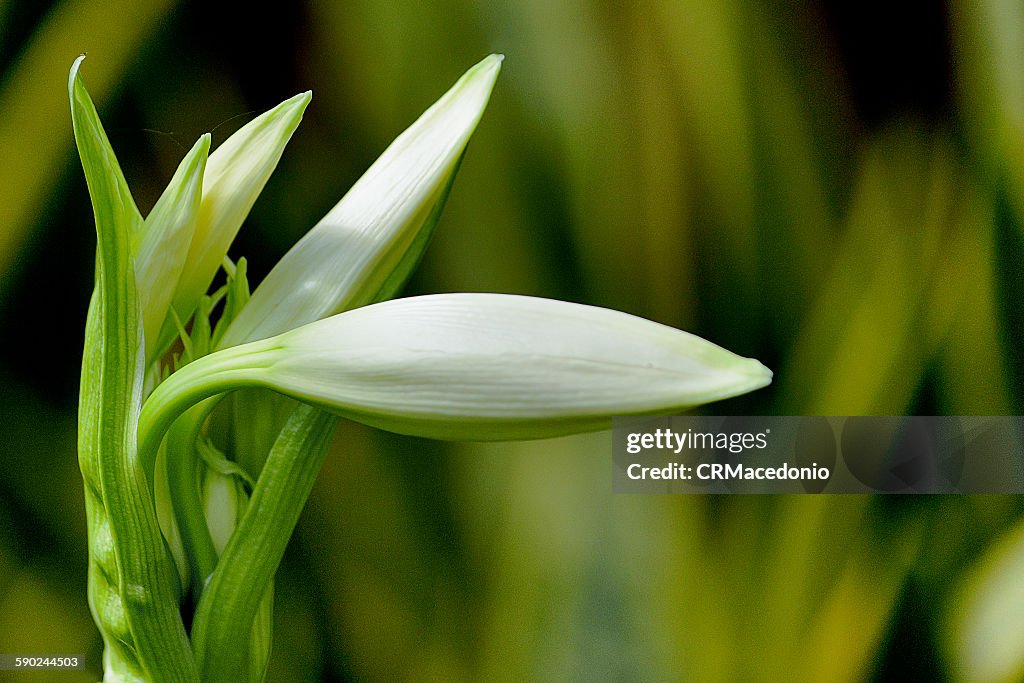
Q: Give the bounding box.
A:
[2,0,1024,680]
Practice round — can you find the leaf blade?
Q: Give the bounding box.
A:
[71,56,197,683]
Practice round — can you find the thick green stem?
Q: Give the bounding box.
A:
[191,405,337,682]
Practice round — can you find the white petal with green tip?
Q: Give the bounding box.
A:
[219,55,503,347]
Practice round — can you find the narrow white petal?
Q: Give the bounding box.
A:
[219,55,503,348]
[168,91,311,336]
[135,134,210,359]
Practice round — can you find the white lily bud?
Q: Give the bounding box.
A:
[141,294,772,446]
[218,55,503,348]
[201,464,247,556]
[162,91,311,349]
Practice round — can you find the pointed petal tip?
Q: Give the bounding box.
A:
[734,357,773,394]
[690,353,772,406]
[285,90,313,108]
[478,53,503,75]
[461,54,503,88]
[441,55,501,112]
[69,54,87,97]
[751,359,773,384]
[277,90,312,122]
[178,134,212,176]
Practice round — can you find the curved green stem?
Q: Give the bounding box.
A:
[138,340,275,480]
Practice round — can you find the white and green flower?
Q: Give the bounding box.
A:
[72,53,770,683]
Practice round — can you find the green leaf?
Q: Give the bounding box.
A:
[71,56,197,683]
[69,56,142,237]
[0,0,178,297]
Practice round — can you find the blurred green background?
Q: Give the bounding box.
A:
[3,0,1024,680]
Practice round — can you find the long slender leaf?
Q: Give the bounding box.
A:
[71,56,196,682]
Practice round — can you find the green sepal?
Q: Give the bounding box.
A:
[164,400,221,603]
[211,256,251,350]
[71,56,198,683]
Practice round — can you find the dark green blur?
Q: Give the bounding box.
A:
[1,1,1023,680]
